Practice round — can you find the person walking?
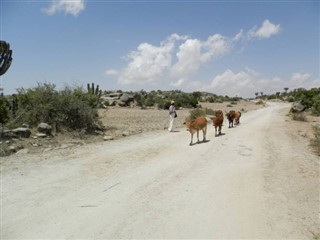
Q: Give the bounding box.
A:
[168,100,177,132]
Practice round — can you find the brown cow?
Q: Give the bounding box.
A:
[183,116,207,145]
[211,110,224,136]
[234,111,241,125]
[226,110,236,128]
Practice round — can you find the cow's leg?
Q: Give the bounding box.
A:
[215,126,217,136]
[203,126,207,141]
[197,130,200,143]
[190,133,193,145]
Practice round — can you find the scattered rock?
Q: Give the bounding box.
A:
[12,127,31,138]
[35,133,47,138]
[292,102,306,112]
[118,93,134,107]
[103,136,114,141]
[9,145,17,153]
[16,148,30,155]
[122,131,130,137]
[38,123,52,134]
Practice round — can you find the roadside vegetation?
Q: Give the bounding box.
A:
[1,82,319,156]
[0,83,103,133]
[0,85,242,136]
[256,87,320,116]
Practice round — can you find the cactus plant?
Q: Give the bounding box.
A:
[0,41,13,76]
[87,83,102,107]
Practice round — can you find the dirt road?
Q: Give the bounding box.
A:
[1,102,319,239]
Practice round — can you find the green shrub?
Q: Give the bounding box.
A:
[0,97,9,125]
[57,93,101,131]
[311,95,320,116]
[10,83,102,132]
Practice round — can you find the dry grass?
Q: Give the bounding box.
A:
[292,112,308,122]
[310,125,320,156]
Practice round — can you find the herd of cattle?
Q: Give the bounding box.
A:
[183,110,241,145]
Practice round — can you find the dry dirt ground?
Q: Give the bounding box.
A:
[1,101,319,239]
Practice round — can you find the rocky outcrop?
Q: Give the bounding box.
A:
[101,93,134,107]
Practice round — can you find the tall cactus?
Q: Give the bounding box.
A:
[87,83,102,106]
[0,41,13,76]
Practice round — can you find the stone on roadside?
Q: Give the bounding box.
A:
[122,131,129,136]
[103,135,114,141]
[292,102,306,112]
[35,133,47,138]
[38,122,52,134]
[12,127,31,138]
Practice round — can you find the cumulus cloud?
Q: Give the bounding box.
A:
[289,72,320,89]
[248,19,281,39]
[170,39,202,78]
[170,34,232,79]
[42,0,85,16]
[208,69,258,97]
[117,34,184,85]
[206,69,318,98]
[170,78,186,88]
[106,19,281,91]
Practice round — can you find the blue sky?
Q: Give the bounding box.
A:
[1,0,319,98]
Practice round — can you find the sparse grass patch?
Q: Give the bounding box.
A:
[310,125,320,156]
[292,112,308,122]
[255,100,264,105]
[187,108,206,120]
[204,108,216,115]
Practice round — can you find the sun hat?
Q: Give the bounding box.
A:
[171,100,175,104]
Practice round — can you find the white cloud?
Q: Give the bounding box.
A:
[204,69,318,98]
[117,34,182,85]
[105,69,119,76]
[290,72,310,83]
[171,34,232,78]
[42,0,85,16]
[170,78,186,88]
[209,69,257,97]
[289,72,320,89]
[170,39,202,78]
[248,19,281,39]
[233,29,245,42]
[202,34,232,62]
[106,20,281,91]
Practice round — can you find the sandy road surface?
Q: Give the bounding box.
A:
[1,102,319,239]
